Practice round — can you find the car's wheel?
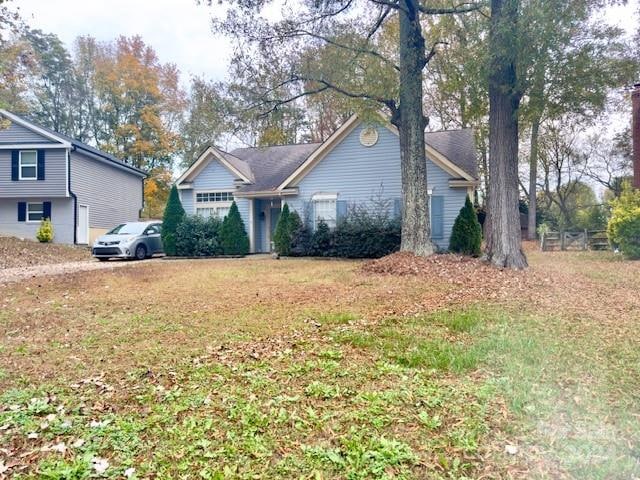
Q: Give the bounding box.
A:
[97,257,109,262]
[134,244,147,261]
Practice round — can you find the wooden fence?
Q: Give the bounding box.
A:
[540,230,609,252]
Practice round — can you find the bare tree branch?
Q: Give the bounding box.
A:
[258,85,332,117]
[248,72,398,120]
[368,0,404,12]
[276,28,399,71]
[422,41,448,68]
[418,1,485,15]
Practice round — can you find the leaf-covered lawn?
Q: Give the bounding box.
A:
[0,236,90,269]
[1,250,638,478]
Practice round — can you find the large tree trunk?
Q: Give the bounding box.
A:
[484,0,528,269]
[527,117,540,240]
[396,0,435,257]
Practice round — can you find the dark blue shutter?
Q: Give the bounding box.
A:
[336,200,347,222]
[431,196,444,239]
[393,197,402,218]
[17,202,26,222]
[11,150,19,181]
[43,201,52,220]
[37,150,45,180]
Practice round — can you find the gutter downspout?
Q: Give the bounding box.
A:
[141,176,145,219]
[68,147,78,245]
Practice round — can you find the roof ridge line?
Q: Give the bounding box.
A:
[231,141,322,150]
[425,127,474,134]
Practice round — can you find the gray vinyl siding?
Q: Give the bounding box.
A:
[0,121,53,144]
[187,159,251,229]
[0,197,74,243]
[179,189,194,213]
[70,150,144,229]
[0,148,68,198]
[235,198,250,239]
[192,160,238,191]
[288,123,468,250]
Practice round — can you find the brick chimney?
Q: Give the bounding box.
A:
[633,83,640,189]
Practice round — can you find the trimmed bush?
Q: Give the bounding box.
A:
[449,196,482,256]
[175,215,223,256]
[333,207,400,258]
[162,185,186,256]
[310,220,333,256]
[607,184,640,259]
[273,204,292,255]
[36,218,54,243]
[220,201,250,255]
[289,210,303,237]
[290,218,312,257]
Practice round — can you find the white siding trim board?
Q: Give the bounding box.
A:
[234,188,298,198]
[0,143,68,149]
[176,147,252,186]
[248,199,255,253]
[277,114,361,190]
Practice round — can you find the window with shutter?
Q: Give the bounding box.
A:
[19,151,38,180]
[26,202,44,222]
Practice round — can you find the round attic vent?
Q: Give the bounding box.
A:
[359,127,378,147]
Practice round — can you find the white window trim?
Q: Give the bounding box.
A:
[195,189,235,204]
[312,192,338,201]
[195,203,233,218]
[26,202,44,223]
[19,150,38,180]
[312,193,338,230]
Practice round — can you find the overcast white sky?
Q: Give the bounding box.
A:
[13,0,639,88]
[14,0,233,84]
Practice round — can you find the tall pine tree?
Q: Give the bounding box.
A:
[161,185,185,256]
[220,201,250,255]
[449,196,482,256]
[273,203,292,256]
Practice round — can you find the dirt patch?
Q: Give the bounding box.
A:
[0,236,90,269]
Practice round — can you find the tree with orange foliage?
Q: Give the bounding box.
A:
[92,36,186,171]
[142,167,173,219]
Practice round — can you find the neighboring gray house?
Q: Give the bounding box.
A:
[0,110,146,245]
[175,113,478,252]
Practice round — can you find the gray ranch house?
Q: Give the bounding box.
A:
[0,110,146,245]
[175,113,478,252]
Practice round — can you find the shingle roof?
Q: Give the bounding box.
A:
[230,143,321,193]
[213,147,255,183]
[227,128,477,193]
[425,128,477,179]
[3,111,147,176]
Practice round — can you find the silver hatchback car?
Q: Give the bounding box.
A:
[92,221,163,261]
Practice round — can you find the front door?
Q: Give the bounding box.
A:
[77,205,89,244]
